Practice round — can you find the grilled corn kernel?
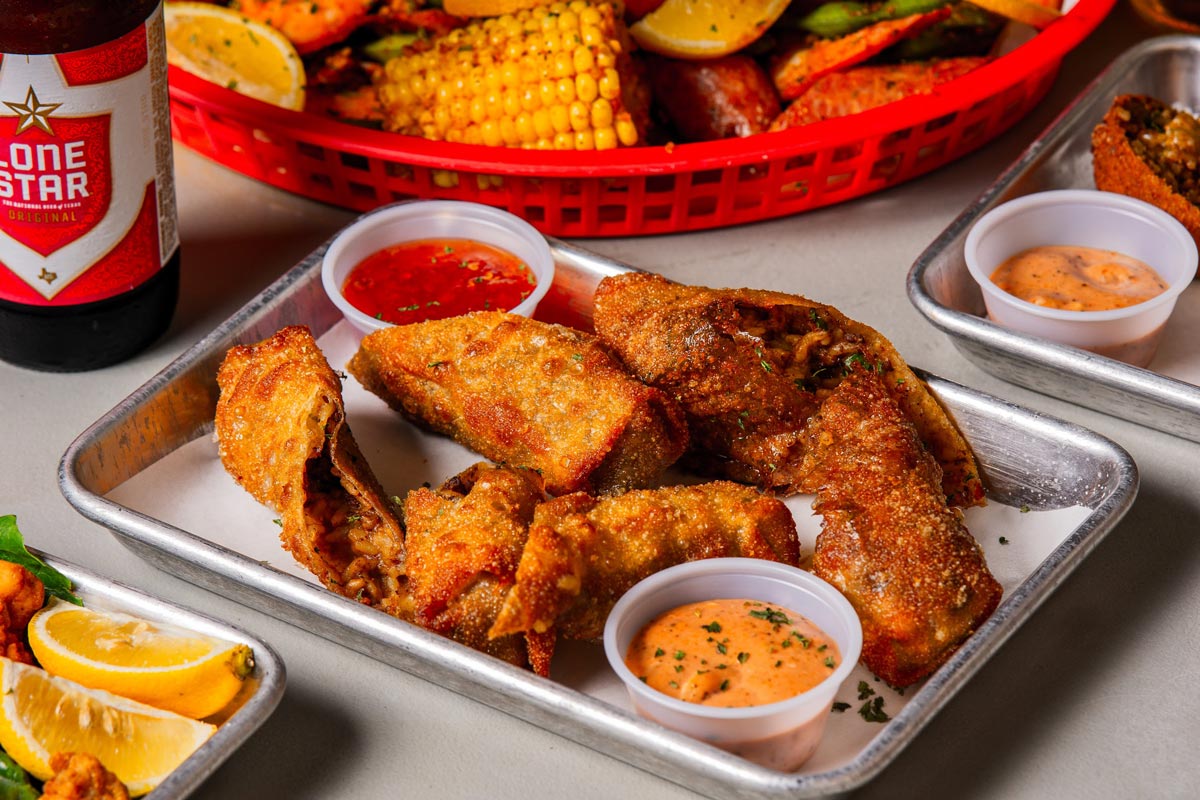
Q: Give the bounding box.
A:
[375,2,640,149]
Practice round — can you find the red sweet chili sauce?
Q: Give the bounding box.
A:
[342,238,536,324]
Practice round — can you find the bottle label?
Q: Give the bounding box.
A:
[0,4,178,307]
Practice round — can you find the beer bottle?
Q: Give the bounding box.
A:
[0,1,180,371]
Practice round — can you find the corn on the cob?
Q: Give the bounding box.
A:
[376,1,643,150]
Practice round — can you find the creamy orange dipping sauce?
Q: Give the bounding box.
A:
[990,245,1168,311]
[625,599,839,708]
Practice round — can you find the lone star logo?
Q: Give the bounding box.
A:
[38,268,57,284]
[4,86,62,135]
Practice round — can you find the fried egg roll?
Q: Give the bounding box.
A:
[215,326,408,615]
[403,462,555,674]
[803,366,1002,687]
[489,481,801,642]
[348,312,689,495]
[592,272,984,508]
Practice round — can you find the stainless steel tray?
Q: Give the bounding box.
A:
[31,551,285,799]
[58,235,1137,799]
[908,35,1200,442]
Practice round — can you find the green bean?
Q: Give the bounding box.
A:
[797,0,955,38]
[0,752,27,785]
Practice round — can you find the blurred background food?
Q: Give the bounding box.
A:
[164,0,1063,150]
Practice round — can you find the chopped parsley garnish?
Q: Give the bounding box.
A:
[674,650,686,660]
[654,647,665,658]
[824,656,836,668]
[857,681,875,700]
[999,536,1010,545]
[749,607,790,626]
[832,701,851,713]
[716,642,728,655]
[702,621,722,633]
[859,696,890,723]
[719,679,730,691]
[737,652,750,664]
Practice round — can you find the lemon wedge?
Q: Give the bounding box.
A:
[28,598,254,720]
[0,657,216,796]
[163,1,306,110]
[629,0,791,58]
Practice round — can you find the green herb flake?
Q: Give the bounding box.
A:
[720,679,730,691]
[859,696,890,723]
[0,516,81,605]
[824,656,836,668]
[832,701,851,713]
[999,536,1010,545]
[674,664,684,673]
[654,647,665,658]
[749,607,791,626]
[737,652,750,664]
[1020,504,1031,513]
[674,650,686,660]
[668,680,679,689]
[701,621,722,633]
[716,642,727,655]
[857,680,875,700]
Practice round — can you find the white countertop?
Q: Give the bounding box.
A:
[3,5,1198,797]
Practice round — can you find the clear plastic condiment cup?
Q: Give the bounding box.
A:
[321,200,555,337]
[964,189,1198,367]
[603,558,862,772]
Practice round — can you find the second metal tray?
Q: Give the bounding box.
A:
[59,236,1136,799]
[27,550,285,799]
[908,35,1200,442]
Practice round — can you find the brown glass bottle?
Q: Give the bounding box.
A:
[0,0,179,372]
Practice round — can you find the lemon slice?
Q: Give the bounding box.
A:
[28,598,254,720]
[629,0,791,58]
[0,657,216,796]
[163,1,306,110]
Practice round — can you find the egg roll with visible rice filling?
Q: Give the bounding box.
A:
[215,325,408,617]
[592,272,984,508]
[489,481,801,642]
[347,312,689,496]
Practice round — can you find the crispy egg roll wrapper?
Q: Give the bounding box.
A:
[347,312,689,496]
[403,462,555,674]
[803,367,1002,687]
[593,273,984,508]
[489,481,801,641]
[215,326,407,615]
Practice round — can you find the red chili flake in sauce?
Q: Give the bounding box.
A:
[342,238,536,324]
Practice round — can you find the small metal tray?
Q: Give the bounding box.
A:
[30,551,285,799]
[908,35,1200,442]
[59,236,1137,799]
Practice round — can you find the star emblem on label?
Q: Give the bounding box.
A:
[3,86,63,136]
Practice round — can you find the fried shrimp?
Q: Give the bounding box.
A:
[0,560,43,665]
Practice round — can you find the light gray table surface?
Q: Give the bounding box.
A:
[3,4,1197,798]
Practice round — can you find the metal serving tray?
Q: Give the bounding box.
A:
[908,35,1200,442]
[32,551,285,799]
[59,235,1136,799]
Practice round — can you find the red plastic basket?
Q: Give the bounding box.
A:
[168,0,1114,237]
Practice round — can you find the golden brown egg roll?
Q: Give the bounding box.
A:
[592,272,984,508]
[489,481,801,642]
[347,312,689,496]
[402,462,555,674]
[215,326,408,615]
[802,366,1002,687]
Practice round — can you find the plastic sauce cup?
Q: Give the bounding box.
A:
[322,200,555,337]
[603,558,862,772]
[964,189,1198,367]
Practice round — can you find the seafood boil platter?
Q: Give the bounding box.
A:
[58,235,1137,799]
